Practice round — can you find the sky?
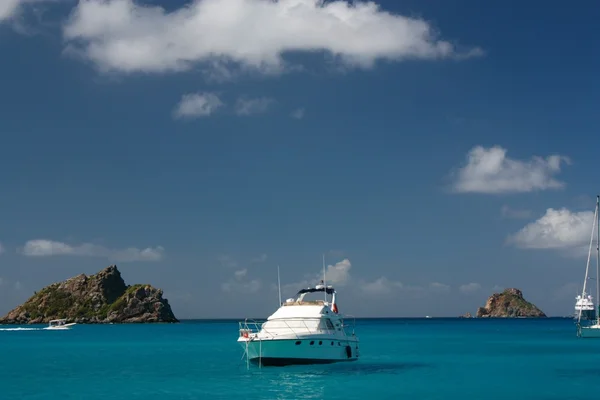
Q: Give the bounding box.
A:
[0,0,599,319]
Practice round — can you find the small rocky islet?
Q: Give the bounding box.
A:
[475,288,546,318]
[0,265,178,324]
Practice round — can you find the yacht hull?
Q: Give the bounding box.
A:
[238,337,359,366]
[578,324,600,338]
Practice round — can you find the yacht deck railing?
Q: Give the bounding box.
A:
[238,316,356,340]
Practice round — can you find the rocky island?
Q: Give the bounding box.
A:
[476,288,546,318]
[0,265,178,324]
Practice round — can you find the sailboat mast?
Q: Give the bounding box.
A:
[579,201,598,323]
[596,195,599,325]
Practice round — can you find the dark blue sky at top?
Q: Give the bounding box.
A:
[0,0,599,318]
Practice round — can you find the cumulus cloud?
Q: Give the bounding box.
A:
[275,258,352,295]
[62,0,482,76]
[324,258,351,285]
[0,0,54,24]
[173,92,223,119]
[459,282,481,294]
[234,268,248,280]
[291,108,305,119]
[222,268,261,293]
[501,205,532,219]
[429,282,450,292]
[220,255,268,293]
[507,208,594,256]
[361,279,450,296]
[275,258,450,301]
[21,239,164,262]
[0,0,21,22]
[361,276,403,295]
[235,96,273,116]
[251,253,268,263]
[218,254,238,269]
[450,145,570,194]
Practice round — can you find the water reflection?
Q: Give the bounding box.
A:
[329,361,432,375]
[238,361,434,399]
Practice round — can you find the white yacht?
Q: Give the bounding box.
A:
[576,195,600,338]
[575,292,595,320]
[238,283,360,366]
[43,319,76,330]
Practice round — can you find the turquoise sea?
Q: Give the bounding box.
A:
[1,318,600,399]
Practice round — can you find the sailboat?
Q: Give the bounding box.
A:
[576,195,600,338]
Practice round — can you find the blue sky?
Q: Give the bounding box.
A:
[0,0,599,318]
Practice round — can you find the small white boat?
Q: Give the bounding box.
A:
[576,195,600,338]
[43,319,76,330]
[238,263,359,366]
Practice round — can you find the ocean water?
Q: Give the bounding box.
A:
[1,318,600,399]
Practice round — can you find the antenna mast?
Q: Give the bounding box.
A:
[322,254,327,302]
[277,265,282,306]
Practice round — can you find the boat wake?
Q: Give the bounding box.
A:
[0,327,42,331]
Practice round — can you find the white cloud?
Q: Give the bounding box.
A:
[361,279,450,296]
[173,92,223,119]
[459,282,481,294]
[275,258,450,301]
[0,0,53,24]
[451,145,570,194]
[222,268,261,293]
[275,258,352,295]
[501,205,532,219]
[235,96,273,116]
[291,108,305,119]
[429,282,450,292]
[0,0,20,22]
[21,239,164,262]
[218,254,238,269]
[251,253,268,263]
[325,258,351,285]
[220,256,267,293]
[62,0,482,76]
[361,276,403,295]
[507,208,594,255]
[234,268,248,280]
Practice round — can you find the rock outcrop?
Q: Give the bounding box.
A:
[459,312,473,318]
[0,265,178,324]
[476,288,546,318]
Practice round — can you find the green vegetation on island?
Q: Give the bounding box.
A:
[0,265,178,324]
